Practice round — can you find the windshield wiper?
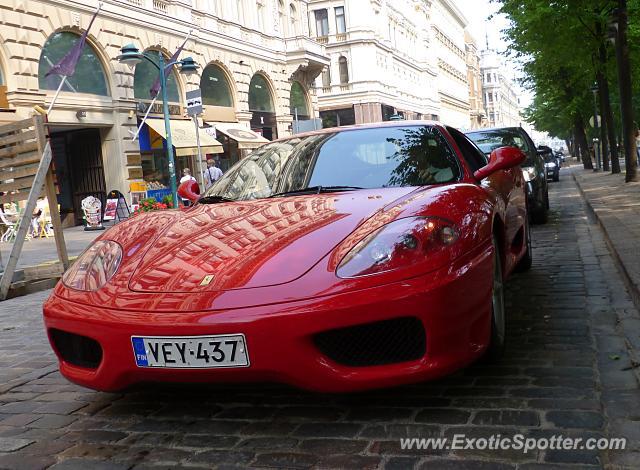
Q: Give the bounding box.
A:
[198,195,236,204]
[268,185,363,198]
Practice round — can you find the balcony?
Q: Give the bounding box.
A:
[285,36,330,80]
[314,33,350,45]
[317,83,352,95]
[152,0,168,14]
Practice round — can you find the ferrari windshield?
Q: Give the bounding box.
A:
[202,125,461,201]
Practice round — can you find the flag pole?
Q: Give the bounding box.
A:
[46,76,68,115]
[44,56,77,92]
[130,95,158,141]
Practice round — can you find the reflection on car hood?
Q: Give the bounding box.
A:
[127,188,416,293]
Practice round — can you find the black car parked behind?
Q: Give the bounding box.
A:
[465,127,549,224]
[537,145,560,182]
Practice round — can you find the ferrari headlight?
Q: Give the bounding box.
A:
[62,240,123,291]
[522,166,536,182]
[336,217,459,278]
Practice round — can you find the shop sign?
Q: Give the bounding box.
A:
[129,181,147,192]
[137,101,182,116]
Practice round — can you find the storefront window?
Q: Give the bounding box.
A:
[289,82,309,119]
[320,107,355,128]
[38,32,110,96]
[201,64,233,107]
[134,52,180,102]
[248,74,274,112]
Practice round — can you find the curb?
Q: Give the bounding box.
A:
[572,172,640,310]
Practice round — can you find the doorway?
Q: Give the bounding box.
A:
[50,128,107,226]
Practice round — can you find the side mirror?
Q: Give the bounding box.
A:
[474,146,527,181]
[177,179,200,203]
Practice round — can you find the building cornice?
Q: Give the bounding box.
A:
[437,0,468,28]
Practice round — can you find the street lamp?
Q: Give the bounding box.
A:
[117,44,199,208]
[590,83,602,171]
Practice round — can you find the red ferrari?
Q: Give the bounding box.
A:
[43,122,530,392]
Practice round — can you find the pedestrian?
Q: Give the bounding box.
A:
[203,158,223,189]
[179,168,196,206]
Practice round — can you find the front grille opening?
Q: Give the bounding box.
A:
[49,328,103,369]
[314,317,426,367]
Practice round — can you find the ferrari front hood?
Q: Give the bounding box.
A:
[127,188,415,293]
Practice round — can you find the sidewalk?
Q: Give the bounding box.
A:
[572,166,640,307]
[0,226,101,270]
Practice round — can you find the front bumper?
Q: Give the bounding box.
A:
[43,245,493,393]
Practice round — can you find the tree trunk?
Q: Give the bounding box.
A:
[575,115,593,169]
[573,133,582,161]
[596,72,610,172]
[565,138,573,156]
[597,40,621,173]
[616,0,637,181]
[595,22,618,173]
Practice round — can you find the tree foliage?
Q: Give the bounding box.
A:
[495,0,635,145]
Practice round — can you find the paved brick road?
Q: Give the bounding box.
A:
[1,169,639,469]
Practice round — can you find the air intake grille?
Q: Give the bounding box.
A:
[314,317,426,367]
[49,328,103,369]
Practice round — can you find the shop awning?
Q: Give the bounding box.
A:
[211,123,270,149]
[146,119,223,156]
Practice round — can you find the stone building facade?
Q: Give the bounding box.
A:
[465,30,485,129]
[480,46,521,128]
[431,0,469,128]
[0,0,327,223]
[307,0,472,129]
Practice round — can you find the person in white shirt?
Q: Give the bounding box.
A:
[203,158,223,189]
[179,168,196,206]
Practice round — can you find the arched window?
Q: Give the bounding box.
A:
[338,56,349,84]
[321,67,331,88]
[200,63,234,107]
[38,31,109,96]
[290,4,298,35]
[248,74,274,112]
[289,81,309,119]
[133,51,180,102]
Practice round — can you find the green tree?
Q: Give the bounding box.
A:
[496,0,637,177]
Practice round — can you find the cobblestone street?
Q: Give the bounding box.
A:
[0,167,639,469]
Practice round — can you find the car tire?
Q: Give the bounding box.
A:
[515,215,532,272]
[486,234,506,361]
[545,189,550,209]
[553,171,559,182]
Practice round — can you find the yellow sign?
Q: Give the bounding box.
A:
[129,181,147,192]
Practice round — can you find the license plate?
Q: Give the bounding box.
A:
[131,334,249,368]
